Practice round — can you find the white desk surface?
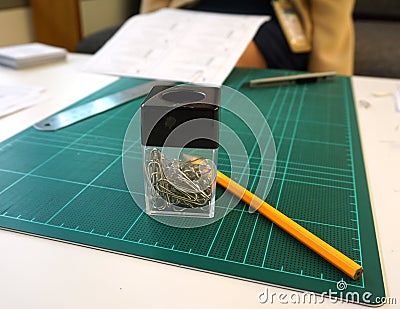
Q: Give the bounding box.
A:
[0,54,399,308]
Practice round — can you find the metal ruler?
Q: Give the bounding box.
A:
[34,80,173,131]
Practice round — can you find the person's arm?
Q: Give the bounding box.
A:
[236,41,267,68]
[307,0,355,75]
[140,0,198,13]
[140,0,171,13]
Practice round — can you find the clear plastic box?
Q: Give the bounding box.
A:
[141,85,220,218]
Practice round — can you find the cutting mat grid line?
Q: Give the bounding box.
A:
[0,101,134,195]
[258,86,304,266]
[0,166,359,232]
[0,211,361,289]
[1,140,354,189]
[342,77,365,287]
[0,69,385,304]
[8,137,355,175]
[219,81,291,260]
[263,83,306,267]
[10,128,356,172]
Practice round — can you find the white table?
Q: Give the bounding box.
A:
[0,54,399,308]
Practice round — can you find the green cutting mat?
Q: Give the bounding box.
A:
[0,68,385,305]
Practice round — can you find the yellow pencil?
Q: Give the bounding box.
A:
[216,170,363,280]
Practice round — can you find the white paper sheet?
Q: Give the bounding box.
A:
[0,84,49,117]
[84,8,269,85]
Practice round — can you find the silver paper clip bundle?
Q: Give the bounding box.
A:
[146,148,214,214]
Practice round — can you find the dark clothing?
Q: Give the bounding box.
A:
[254,18,309,71]
[190,0,274,15]
[190,0,309,71]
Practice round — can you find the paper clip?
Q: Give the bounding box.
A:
[146,148,213,210]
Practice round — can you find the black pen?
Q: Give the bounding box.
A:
[243,71,336,88]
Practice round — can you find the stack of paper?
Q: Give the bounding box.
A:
[0,43,67,69]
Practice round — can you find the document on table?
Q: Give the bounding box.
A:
[84,8,270,85]
[0,84,49,117]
